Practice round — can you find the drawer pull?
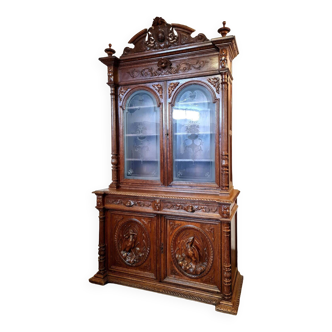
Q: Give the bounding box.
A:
[185,205,195,213]
[125,200,134,207]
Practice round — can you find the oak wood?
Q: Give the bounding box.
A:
[90,17,243,315]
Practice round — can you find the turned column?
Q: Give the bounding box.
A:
[220,71,229,191]
[96,195,106,277]
[109,83,120,188]
[222,221,232,300]
[104,44,120,188]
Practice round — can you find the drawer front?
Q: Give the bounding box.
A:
[105,195,160,213]
[161,200,219,217]
[108,212,158,280]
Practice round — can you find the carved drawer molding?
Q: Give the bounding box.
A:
[105,195,155,211]
[162,201,218,214]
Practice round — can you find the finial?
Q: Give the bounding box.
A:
[218,21,231,37]
[105,43,115,57]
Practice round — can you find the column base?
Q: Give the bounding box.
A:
[89,272,108,286]
[215,272,243,315]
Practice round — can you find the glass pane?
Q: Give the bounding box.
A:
[124,90,160,180]
[172,84,215,182]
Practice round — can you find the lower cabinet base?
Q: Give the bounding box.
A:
[89,270,243,315]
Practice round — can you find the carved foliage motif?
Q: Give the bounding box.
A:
[106,198,152,208]
[168,82,179,98]
[164,202,218,213]
[169,221,181,235]
[221,205,230,218]
[119,87,130,102]
[115,219,150,267]
[207,77,220,94]
[220,49,227,69]
[171,226,213,278]
[152,84,163,99]
[127,60,207,79]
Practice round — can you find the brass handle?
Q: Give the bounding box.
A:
[125,200,134,207]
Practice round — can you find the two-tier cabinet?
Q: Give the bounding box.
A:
[89,17,243,314]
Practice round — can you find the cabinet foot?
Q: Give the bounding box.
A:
[215,272,243,315]
[89,272,108,286]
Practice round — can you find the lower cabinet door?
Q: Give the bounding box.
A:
[108,212,158,280]
[163,216,221,293]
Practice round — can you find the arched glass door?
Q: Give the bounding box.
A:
[172,84,216,183]
[123,90,160,180]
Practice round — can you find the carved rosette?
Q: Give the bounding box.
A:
[115,219,151,267]
[171,225,213,278]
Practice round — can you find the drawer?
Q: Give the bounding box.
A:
[161,200,219,216]
[105,195,160,212]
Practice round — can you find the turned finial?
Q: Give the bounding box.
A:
[105,43,116,57]
[218,21,231,37]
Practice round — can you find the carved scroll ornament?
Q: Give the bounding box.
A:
[122,17,209,56]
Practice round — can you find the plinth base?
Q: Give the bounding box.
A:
[215,272,244,315]
[89,272,108,286]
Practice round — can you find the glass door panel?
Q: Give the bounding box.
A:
[172,84,216,182]
[124,90,160,180]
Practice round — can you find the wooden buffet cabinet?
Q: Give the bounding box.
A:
[89,17,243,315]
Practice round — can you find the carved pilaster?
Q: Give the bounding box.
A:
[222,222,232,300]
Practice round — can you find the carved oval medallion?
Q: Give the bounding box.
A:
[115,218,151,267]
[171,225,213,278]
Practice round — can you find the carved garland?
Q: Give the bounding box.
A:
[108,67,114,83]
[221,205,231,218]
[220,49,227,69]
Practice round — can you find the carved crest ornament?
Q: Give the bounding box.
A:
[122,17,209,56]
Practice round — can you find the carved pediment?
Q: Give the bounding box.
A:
[122,17,209,57]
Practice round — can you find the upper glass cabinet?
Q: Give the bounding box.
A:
[123,90,160,180]
[172,84,216,183]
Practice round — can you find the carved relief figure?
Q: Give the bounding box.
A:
[121,228,140,264]
[176,236,207,275]
[115,219,150,267]
[171,226,213,278]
